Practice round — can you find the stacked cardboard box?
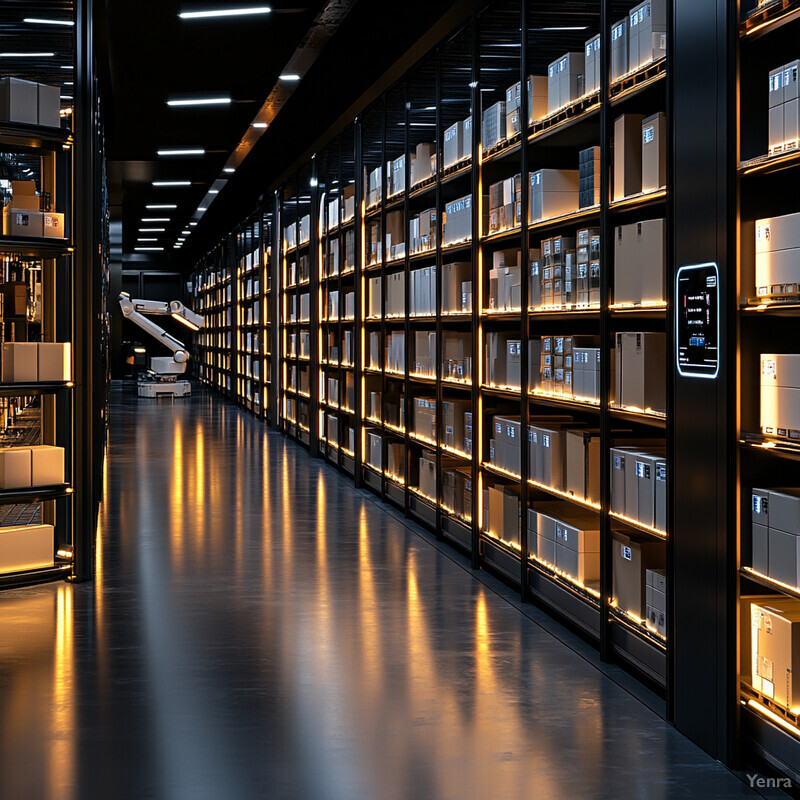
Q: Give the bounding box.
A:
[750,598,800,712]
[413,330,436,376]
[443,116,472,168]
[769,61,800,154]
[488,176,522,234]
[579,147,601,209]
[646,568,667,636]
[442,261,472,313]
[533,334,599,398]
[529,169,579,223]
[366,166,382,208]
[584,35,601,95]
[609,445,667,530]
[410,266,437,316]
[611,17,629,81]
[483,485,521,547]
[614,113,644,200]
[528,419,575,490]
[575,228,601,307]
[0,445,65,489]
[761,354,800,437]
[0,77,60,127]
[614,332,666,412]
[490,415,522,475]
[628,0,667,73]
[442,467,472,520]
[485,332,521,389]
[0,523,54,575]
[752,488,800,584]
[641,112,666,192]
[2,181,64,239]
[612,530,665,618]
[443,194,472,245]
[534,236,576,307]
[528,501,600,583]
[488,248,521,311]
[483,101,507,150]
[443,398,471,451]
[1,342,71,383]
[413,397,437,442]
[755,211,800,299]
[613,219,666,305]
[410,208,436,254]
[547,52,585,114]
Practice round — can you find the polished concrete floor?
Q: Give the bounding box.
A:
[0,387,776,799]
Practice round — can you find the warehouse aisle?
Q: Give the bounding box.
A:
[0,388,768,799]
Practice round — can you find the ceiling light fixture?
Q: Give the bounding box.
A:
[23,18,75,26]
[189,222,198,226]
[139,228,166,232]
[141,217,171,222]
[252,122,268,128]
[182,230,191,235]
[0,52,55,58]
[167,97,231,107]
[137,238,158,242]
[209,189,219,194]
[179,6,271,19]
[198,207,208,212]
[536,26,588,31]
[223,167,235,173]
[157,148,206,156]
[146,204,177,209]
[279,73,300,81]
[135,247,165,251]
[152,181,191,187]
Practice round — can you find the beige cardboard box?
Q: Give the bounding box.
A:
[0,523,54,574]
[2,342,38,383]
[641,112,666,192]
[43,213,65,238]
[753,600,800,712]
[614,113,645,200]
[4,207,43,237]
[30,445,65,486]
[12,180,40,210]
[618,332,666,412]
[612,530,665,618]
[0,78,38,126]
[0,448,31,489]
[38,343,71,382]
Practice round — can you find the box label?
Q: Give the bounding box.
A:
[621,545,632,561]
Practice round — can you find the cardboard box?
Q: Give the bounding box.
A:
[614,113,645,200]
[752,600,800,712]
[442,262,471,313]
[529,169,579,223]
[2,342,38,383]
[611,18,629,81]
[38,83,61,128]
[566,429,601,505]
[3,208,43,237]
[0,78,38,125]
[30,445,65,486]
[482,101,506,150]
[616,332,666,412]
[755,211,800,298]
[367,432,382,471]
[641,112,666,192]
[443,194,472,245]
[761,354,800,435]
[614,219,666,305]
[584,35,601,96]
[0,523,54,574]
[444,121,463,168]
[527,75,548,123]
[38,343,71,382]
[0,448,31,489]
[612,531,665,618]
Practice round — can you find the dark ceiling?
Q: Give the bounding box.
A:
[97,0,477,272]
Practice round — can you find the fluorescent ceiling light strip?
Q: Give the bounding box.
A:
[0,52,55,57]
[139,228,166,232]
[223,167,235,173]
[146,204,177,209]
[24,18,74,26]
[152,181,191,187]
[137,238,158,242]
[279,73,300,81]
[180,6,271,19]
[157,148,206,156]
[135,247,164,251]
[252,122,267,128]
[141,217,171,222]
[60,65,73,69]
[167,97,231,107]
[536,26,587,31]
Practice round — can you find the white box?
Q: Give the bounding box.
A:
[38,343,71,382]
[558,52,586,108]
[585,35,601,95]
[43,213,65,239]
[0,78,38,125]
[37,83,61,128]
[4,208,44,237]
[611,18,629,81]
[444,121,463,168]
[30,445,65,486]
[2,342,38,383]
[0,524,54,574]
[641,112,666,192]
[0,448,31,489]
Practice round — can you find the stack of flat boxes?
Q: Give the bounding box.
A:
[610,445,667,531]
[505,76,548,127]
[547,51,585,115]
[528,501,600,585]
[755,211,800,299]
[538,334,597,397]
[761,354,800,438]
[490,415,522,476]
[488,176,521,234]
[769,60,800,154]
[482,101,506,151]
[529,169,579,224]
[528,418,573,491]
[538,236,575,308]
[576,227,601,307]
[489,248,521,311]
[2,181,64,239]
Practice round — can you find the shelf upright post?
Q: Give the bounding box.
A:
[469,12,481,570]
[74,0,97,582]
[380,94,388,503]
[519,0,530,602]
[232,228,240,404]
[598,0,613,664]
[434,48,445,541]
[403,82,412,516]
[272,190,281,429]
[354,117,364,488]
[309,156,320,458]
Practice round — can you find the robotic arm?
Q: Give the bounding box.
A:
[119,293,205,376]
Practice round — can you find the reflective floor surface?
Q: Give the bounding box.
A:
[0,387,776,799]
